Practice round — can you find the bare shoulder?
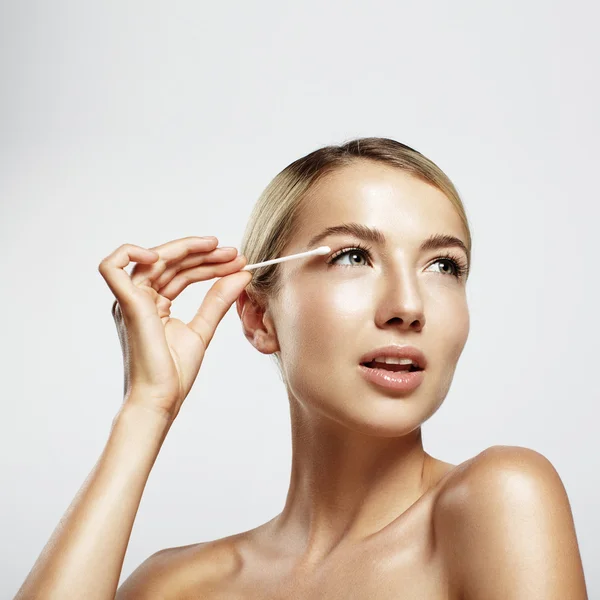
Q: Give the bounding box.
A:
[433,443,574,517]
[433,445,588,599]
[115,535,243,599]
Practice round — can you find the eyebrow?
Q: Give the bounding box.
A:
[306,222,469,262]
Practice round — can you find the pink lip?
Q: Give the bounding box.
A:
[358,363,425,393]
[359,345,427,370]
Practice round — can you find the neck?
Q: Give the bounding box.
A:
[267,398,433,566]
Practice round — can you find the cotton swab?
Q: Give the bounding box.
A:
[242,246,331,271]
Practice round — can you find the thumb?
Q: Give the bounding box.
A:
[186,269,254,346]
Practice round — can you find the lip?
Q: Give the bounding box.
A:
[358,363,425,393]
[359,345,427,370]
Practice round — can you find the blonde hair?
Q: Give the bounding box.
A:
[240,137,472,310]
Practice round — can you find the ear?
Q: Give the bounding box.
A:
[236,289,280,355]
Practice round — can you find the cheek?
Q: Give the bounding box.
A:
[430,292,470,360]
[279,279,372,362]
[276,279,372,407]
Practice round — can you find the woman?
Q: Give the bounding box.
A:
[15,138,588,599]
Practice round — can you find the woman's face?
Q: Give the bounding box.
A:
[262,160,470,436]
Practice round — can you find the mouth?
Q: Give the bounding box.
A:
[358,345,427,372]
[360,361,423,373]
[358,360,425,393]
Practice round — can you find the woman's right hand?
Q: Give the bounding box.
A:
[98,236,253,423]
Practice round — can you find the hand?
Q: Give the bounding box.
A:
[98,236,253,422]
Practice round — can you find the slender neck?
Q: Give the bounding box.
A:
[269,399,432,565]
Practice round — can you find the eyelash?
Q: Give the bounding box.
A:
[327,242,469,279]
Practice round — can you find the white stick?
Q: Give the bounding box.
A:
[242,246,331,271]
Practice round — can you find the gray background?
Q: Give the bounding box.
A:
[1,1,597,597]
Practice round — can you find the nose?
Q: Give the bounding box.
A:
[374,267,425,331]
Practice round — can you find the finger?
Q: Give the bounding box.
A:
[152,246,239,291]
[98,244,160,307]
[130,236,219,287]
[157,254,248,300]
[186,269,254,348]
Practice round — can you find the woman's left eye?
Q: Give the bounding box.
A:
[427,255,468,279]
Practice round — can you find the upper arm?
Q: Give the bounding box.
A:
[435,445,588,600]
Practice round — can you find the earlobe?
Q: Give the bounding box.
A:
[253,330,280,356]
[253,331,267,352]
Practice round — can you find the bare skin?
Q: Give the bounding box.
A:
[116,452,461,599]
[116,446,588,599]
[15,160,587,599]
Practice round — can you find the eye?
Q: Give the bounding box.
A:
[427,253,469,279]
[327,243,373,267]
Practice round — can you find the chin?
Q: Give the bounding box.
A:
[313,391,435,438]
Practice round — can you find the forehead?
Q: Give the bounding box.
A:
[292,160,466,249]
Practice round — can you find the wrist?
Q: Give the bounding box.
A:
[112,398,174,438]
